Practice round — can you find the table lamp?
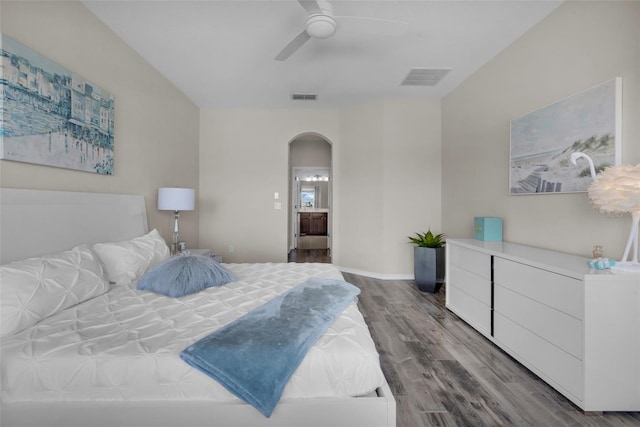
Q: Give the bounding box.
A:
[571,152,640,272]
[158,187,195,255]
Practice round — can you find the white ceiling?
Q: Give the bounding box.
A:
[83,0,562,109]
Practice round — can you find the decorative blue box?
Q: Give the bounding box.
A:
[474,217,503,241]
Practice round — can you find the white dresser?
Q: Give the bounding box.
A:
[446,238,640,412]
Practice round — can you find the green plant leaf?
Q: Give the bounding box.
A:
[407,229,445,248]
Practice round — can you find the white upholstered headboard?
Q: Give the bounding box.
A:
[0,188,148,264]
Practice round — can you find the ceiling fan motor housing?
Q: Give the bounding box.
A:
[306,14,336,39]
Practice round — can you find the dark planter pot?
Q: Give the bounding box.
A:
[413,246,445,293]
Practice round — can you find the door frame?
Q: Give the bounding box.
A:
[290,166,331,251]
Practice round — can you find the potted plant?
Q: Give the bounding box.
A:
[408,229,446,293]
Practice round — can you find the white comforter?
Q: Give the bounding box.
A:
[1,263,384,403]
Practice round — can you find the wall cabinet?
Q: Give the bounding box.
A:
[446,239,640,412]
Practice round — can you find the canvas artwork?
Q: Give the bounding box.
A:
[0,34,114,175]
[509,78,621,195]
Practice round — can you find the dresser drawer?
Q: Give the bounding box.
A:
[495,285,583,359]
[448,264,491,305]
[447,285,491,337]
[495,313,584,402]
[449,244,491,279]
[493,257,583,319]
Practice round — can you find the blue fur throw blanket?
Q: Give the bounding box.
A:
[180,277,360,417]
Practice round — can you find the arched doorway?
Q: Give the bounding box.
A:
[288,134,332,262]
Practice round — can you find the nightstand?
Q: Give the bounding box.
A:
[186,249,222,262]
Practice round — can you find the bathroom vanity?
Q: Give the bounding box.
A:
[299,211,328,236]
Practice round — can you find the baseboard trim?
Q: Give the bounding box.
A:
[338,266,414,281]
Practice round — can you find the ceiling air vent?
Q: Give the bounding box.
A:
[401,68,451,86]
[291,93,317,101]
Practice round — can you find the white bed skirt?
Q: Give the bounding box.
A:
[2,382,395,427]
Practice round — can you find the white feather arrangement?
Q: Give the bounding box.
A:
[587,164,640,215]
[571,152,640,271]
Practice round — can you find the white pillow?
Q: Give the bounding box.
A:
[92,229,170,284]
[0,245,110,339]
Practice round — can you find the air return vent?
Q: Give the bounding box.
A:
[291,93,317,101]
[401,68,451,86]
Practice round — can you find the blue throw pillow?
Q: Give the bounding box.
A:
[136,254,236,297]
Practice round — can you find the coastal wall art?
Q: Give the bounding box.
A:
[0,34,114,175]
[509,78,621,195]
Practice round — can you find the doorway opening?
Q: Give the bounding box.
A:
[288,135,332,263]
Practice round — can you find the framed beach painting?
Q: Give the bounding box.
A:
[0,34,114,175]
[509,78,621,195]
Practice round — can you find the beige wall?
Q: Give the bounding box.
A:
[0,1,200,248]
[337,99,442,276]
[199,108,340,263]
[289,136,332,167]
[337,102,386,272]
[2,1,443,276]
[383,99,442,275]
[442,1,640,258]
[200,99,442,276]
[8,1,627,274]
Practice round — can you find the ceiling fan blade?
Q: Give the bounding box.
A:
[275,30,312,61]
[334,16,409,37]
[298,0,322,15]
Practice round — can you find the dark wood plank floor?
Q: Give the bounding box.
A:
[287,249,331,263]
[343,273,640,427]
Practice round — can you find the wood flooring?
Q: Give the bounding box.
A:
[342,273,640,427]
[287,249,331,263]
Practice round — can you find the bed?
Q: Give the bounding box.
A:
[0,188,396,427]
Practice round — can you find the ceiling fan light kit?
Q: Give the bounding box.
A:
[275,0,409,61]
[306,15,336,39]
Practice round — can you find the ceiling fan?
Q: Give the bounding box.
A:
[275,0,409,61]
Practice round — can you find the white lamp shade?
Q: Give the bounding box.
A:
[158,187,195,211]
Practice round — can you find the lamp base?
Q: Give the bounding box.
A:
[171,210,180,256]
[616,212,640,270]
